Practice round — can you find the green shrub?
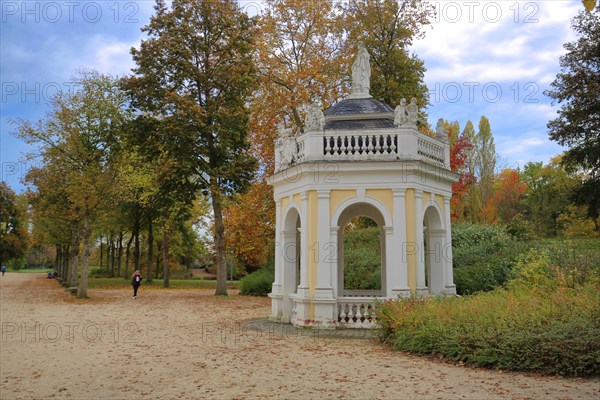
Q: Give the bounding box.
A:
[451,223,527,294]
[238,268,274,296]
[343,226,381,290]
[377,283,600,376]
[89,267,110,277]
[378,250,600,378]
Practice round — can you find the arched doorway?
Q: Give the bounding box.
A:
[281,207,301,322]
[423,205,445,295]
[337,203,386,297]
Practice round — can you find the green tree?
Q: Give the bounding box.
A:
[26,158,78,283]
[124,0,257,295]
[521,157,577,236]
[344,0,433,111]
[475,116,497,222]
[545,6,600,230]
[0,182,29,267]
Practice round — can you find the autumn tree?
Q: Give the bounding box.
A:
[223,180,275,270]
[253,0,348,165]
[483,169,527,224]
[545,5,600,230]
[26,159,78,283]
[124,0,257,295]
[443,120,475,222]
[222,0,349,270]
[16,70,130,297]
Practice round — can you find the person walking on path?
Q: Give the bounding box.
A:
[1,265,6,276]
[131,270,142,299]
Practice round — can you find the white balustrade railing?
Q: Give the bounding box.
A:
[274,126,450,172]
[324,133,397,157]
[417,136,445,166]
[337,298,378,328]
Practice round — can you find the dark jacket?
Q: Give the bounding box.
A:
[131,274,142,286]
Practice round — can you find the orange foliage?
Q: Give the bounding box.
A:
[484,169,528,223]
[223,180,275,269]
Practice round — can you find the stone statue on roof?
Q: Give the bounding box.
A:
[277,122,297,169]
[349,42,372,99]
[407,98,419,125]
[435,118,448,141]
[303,103,325,132]
[394,98,409,126]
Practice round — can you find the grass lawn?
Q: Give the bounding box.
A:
[87,277,238,290]
[7,268,53,273]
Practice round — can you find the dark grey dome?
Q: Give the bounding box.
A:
[324,98,394,116]
[324,119,396,130]
[323,98,395,130]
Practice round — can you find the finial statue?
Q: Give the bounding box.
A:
[435,118,447,141]
[349,42,372,99]
[303,103,325,132]
[394,99,408,126]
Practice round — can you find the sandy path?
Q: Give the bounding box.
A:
[0,273,598,400]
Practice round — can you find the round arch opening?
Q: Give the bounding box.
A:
[337,202,386,297]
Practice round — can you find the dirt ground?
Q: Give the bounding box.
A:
[0,273,598,400]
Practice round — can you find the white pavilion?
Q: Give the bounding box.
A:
[268,45,458,328]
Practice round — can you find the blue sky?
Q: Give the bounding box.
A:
[0,1,582,193]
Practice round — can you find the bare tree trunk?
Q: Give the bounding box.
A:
[117,232,124,277]
[55,247,61,278]
[78,218,91,298]
[134,226,140,272]
[162,226,169,288]
[111,237,116,278]
[125,234,133,278]
[211,184,227,296]
[105,235,110,275]
[61,245,70,285]
[156,252,160,279]
[147,214,153,283]
[69,235,79,288]
[99,235,103,272]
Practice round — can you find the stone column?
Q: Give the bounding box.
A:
[272,199,282,295]
[415,190,427,296]
[329,226,340,299]
[315,190,334,299]
[296,192,309,297]
[444,196,456,294]
[269,199,283,320]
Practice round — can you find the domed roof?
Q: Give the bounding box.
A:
[324,98,394,116]
[323,98,395,130]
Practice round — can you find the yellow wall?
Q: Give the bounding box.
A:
[435,194,445,215]
[422,192,431,206]
[366,189,393,219]
[329,190,356,217]
[405,189,416,292]
[280,197,290,220]
[293,193,301,208]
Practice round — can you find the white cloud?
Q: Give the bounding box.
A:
[87,38,136,76]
